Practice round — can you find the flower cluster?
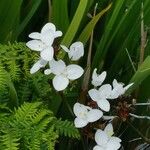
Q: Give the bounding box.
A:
[73,69,133,150]
[26,23,84,91]
[27,22,133,150]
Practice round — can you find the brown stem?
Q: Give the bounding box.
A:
[48,0,52,22]
[79,4,98,104]
[139,2,147,66]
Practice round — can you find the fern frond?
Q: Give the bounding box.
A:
[14,102,42,124]
[0,66,7,91]
[7,60,20,81]
[55,119,80,139]
[1,129,20,150]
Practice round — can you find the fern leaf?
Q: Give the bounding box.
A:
[55,119,80,139]
[0,66,7,91]
[14,102,42,125]
[1,129,20,150]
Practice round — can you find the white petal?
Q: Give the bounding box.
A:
[112,79,119,88]
[74,117,88,128]
[98,84,112,99]
[92,69,106,87]
[73,103,88,118]
[97,99,110,112]
[60,45,69,52]
[30,59,47,74]
[26,40,45,51]
[41,23,56,33]
[104,123,114,137]
[49,59,66,75]
[41,31,54,46]
[29,32,41,39]
[44,69,51,75]
[112,79,124,88]
[69,41,84,61]
[106,137,121,150]
[87,109,103,122]
[111,136,122,143]
[93,145,104,150]
[88,89,100,102]
[54,31,63,38]
[40,47,54,61]
[30,61,41,74]
[95,130,109,146]
[66,64,84,80]
[39,59,48,66]
[52,75,69,91]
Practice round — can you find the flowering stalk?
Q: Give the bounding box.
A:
[80,3,98,104]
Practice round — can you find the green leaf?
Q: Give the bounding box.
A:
[15,0,42,38]
[0,0,23,43]
[58,0,88,59]
[127,56,150,94]
[78,3,112,44]
[92,0,126,69]
[52,0,69,33]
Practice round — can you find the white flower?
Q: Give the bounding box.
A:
[88,84,113,112]
[92,69,107,87]
[93,123,121,150]
[60,41,84,61]
[26,23,62,61]
[30,58,47,74]
[111,79,133,98]
[73,103,103,128]
[49,59,84,91]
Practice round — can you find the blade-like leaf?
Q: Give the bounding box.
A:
[15,0,42,38]
[127,56,150,94]
[92,0,126,69]
[78,3,112,44]
[0,0,23,43]
[57,0,88,59]
[52,0,69,33]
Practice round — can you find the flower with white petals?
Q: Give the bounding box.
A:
[92,69,106,87]
[73,103,103,128]
[93,123,121,150]
[88,84,113,112]
[26,23,62,61]
[48,59,84,91]
[60,41,84,61]
[111,79,133,98]
[30,58,47,74]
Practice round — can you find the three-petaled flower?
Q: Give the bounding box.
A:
[73,103,103,128]
[93,123,121,150]
[60,42,84,61]
[26,23,62,61]
[48,59,84,91]
[88,84,115,112]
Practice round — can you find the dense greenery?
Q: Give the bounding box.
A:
[0,0,150,149]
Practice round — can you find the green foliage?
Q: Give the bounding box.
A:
[55,119,80,139]
[0,42,52,107]
[127,56,150,94]
[0,0,22,42]
[0,0,42,43]
[0,102,80,150]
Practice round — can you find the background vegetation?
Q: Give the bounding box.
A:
[0,0,150,149]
